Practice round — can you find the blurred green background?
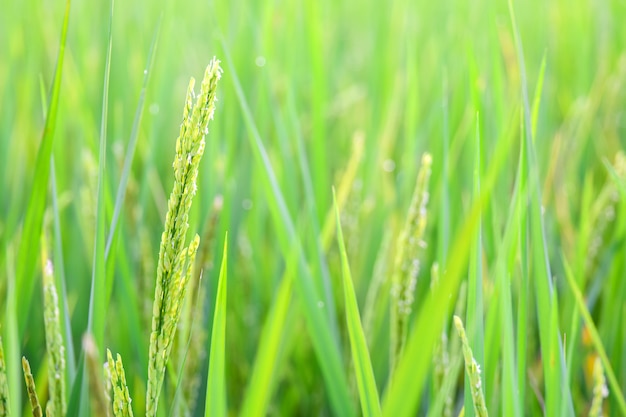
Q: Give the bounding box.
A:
[1,0,626,415]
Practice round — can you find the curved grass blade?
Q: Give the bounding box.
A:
[562,256,626,415]
[205,234,228,417]
[16,0,71,339]
[465,116,485,417]
[334,189,381,417]
[220,35,355,417]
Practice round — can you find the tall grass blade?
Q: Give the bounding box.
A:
[334,189,381,417]
[87,0,114,356]
[205,234,228,417]
[220,35,355,417]
[464,116,485,417]
[507,1,574,414]
[562,257,626,414]
[16,0,71,338]
[515,110,529,412]
[494,138,523,417]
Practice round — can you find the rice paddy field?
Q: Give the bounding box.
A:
[1,0,626,415]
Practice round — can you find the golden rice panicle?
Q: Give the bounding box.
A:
[453,316,488,417]
[22,357,43,417]
[0,336,10,416]
[390,152,432,374]
[146,58,222,417]
[589,357,608,417]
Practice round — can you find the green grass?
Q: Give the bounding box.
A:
[2,0,626,415]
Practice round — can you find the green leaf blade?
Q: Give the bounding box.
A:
[16,0,71,339]
[334,190,381,417]
[205,233,229,417]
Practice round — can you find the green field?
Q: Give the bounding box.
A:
[1,0,626,415]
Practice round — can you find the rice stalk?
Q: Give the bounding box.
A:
[107,350,134,417]
[453,316,488,417]
[0,336,10,416]
[21,357,42,417]
[589,357,608,417]
[389,153,432,376]
[41,244,67,416]
[83,334,110,417]
[146,58,222,417]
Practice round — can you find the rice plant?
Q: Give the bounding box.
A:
[146,58,222,417]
